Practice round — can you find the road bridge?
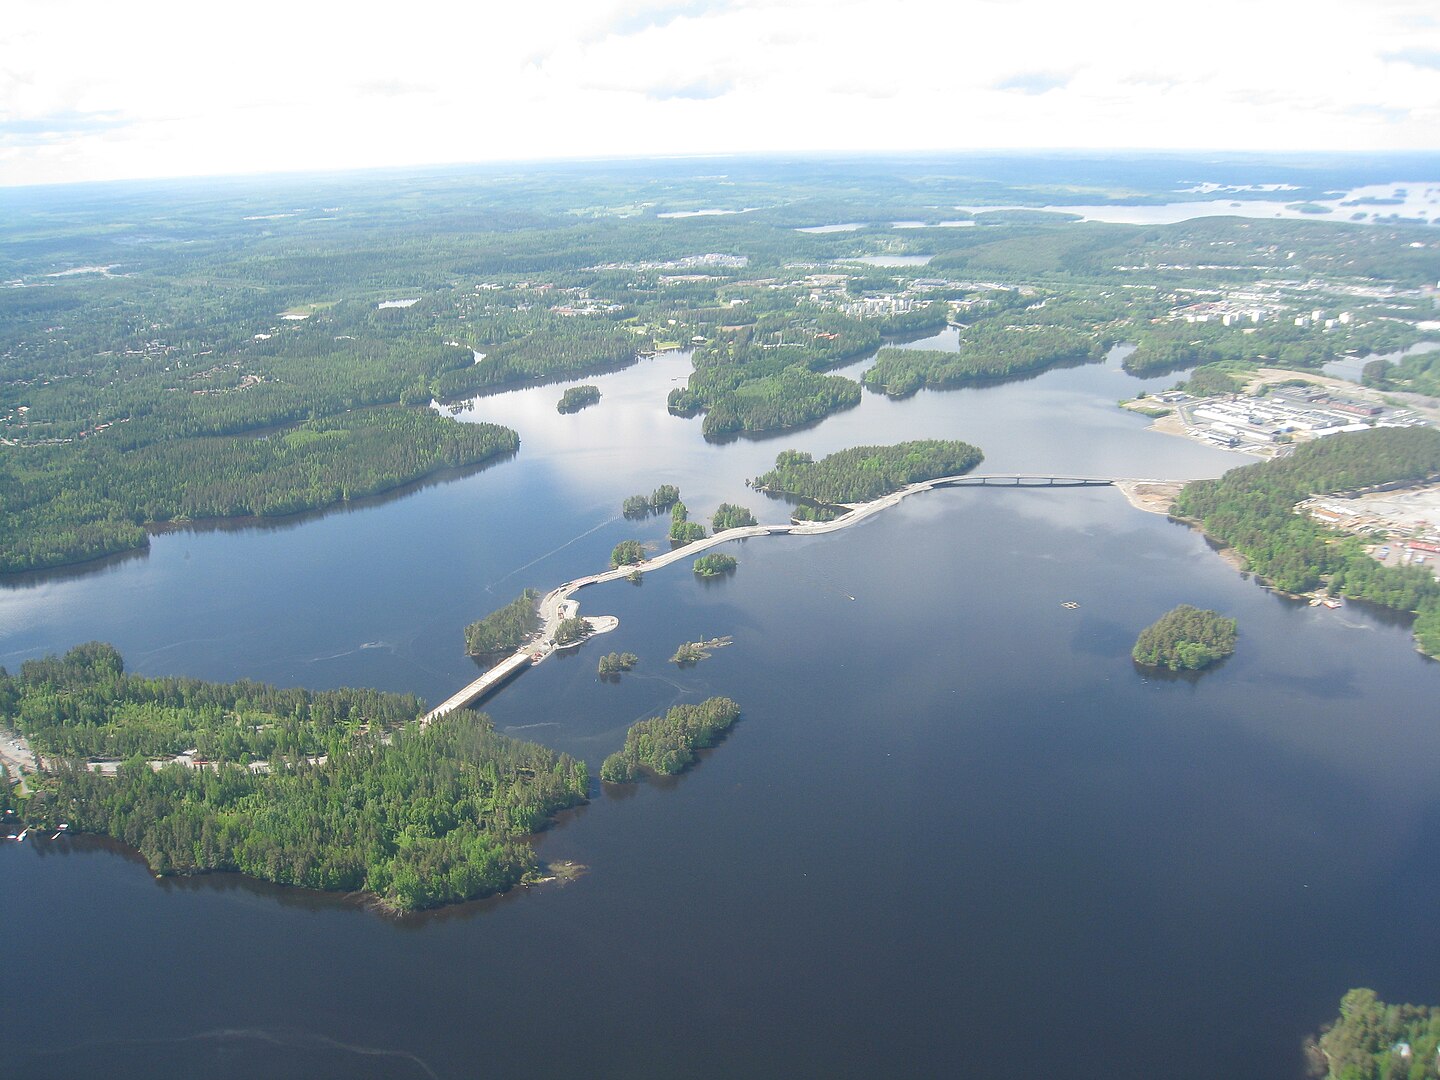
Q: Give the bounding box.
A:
[423,472,1175,722]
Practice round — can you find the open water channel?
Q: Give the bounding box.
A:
[3,340,1439,1078]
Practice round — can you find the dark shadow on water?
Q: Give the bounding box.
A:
[0,544,150,592]
[151,452,518,539]
[1132,654,1232,685]
[23,805,596,929]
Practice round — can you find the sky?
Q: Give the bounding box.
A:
[2,0,1438,187]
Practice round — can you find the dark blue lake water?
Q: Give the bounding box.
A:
[4,346,1436,1079]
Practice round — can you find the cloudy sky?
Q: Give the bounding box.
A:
[2,0,1438,187]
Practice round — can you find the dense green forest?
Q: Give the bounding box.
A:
[694,553,737,577]
[1,408,517,574]
[669,502,706,544]
[464,590,541,656]
[711,503,757,530]
[599,697,741,783]
[554,616,592,645]
[1310,988,1440,1079]
[1132,605,1238,670]
[754,440,984,503]
[611,540,646,566]
[2,643,586,911]
[597,652,638,677]
[556,384,601,413]
[621,484,681,518]
[1122,316,1420,377]
[863,326,1104,397]
[1173,428,1440,656]
[2,642,423,761]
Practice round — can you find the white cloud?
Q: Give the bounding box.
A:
[1,0,1436,185]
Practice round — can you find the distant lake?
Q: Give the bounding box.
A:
[6,340,1439,1080]
[955,179,1439,225]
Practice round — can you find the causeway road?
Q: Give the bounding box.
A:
[426,472,1132,721]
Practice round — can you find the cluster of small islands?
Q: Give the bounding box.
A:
[3,159,1439,1071]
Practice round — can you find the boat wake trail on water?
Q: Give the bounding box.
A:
[488,514,621,591]
[16,1026,440,1079]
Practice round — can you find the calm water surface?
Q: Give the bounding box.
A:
[4,346,1437,1079]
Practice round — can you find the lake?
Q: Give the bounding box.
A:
[3,344,1438,1079]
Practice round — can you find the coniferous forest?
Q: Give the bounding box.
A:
[1,644,587,911]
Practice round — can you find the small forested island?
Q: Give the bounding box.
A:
[1309,988,1440,1079]
[669,502,706,544]
[1131,605,1237,670]
[671,636,732,665]
[556,384,601,413]
[599,697,742,783]
[553,616,592,645]
[862,325,1103,398]
[711,502,757,530]
[0,643,586,912]
[464,589,541,656]
[1173,427,1440,657]
[694,553,737,577]
[754,439,984,503]
[597,651,638,677]
[611,539,646,567]
[621,485,681,518]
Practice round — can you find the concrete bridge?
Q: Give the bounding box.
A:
[932,474,1116,487]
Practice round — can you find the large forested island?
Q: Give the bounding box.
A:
[1173,427,1440,656]
[753,440,984,503]
[1,644,587,911]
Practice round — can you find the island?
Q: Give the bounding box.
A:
[621,485,681,518]
[556,384,601,413]
[1309,989,1440,1079]
[1131,605,1237,670]
[693,553,737,577]
[711,503,757,530]
[597,651,638,677]
[1173,427,1440,657]
[668,502,706,544]
[0,643,587,912]
[464,589,541,656]
[611,539,646,567]
[671,636,732,665]
[753,439,984,503]
[599,697,741,783]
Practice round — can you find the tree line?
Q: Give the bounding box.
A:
[3,643,587,911]
[599,697,741,783]
[1173,427,1440,656]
